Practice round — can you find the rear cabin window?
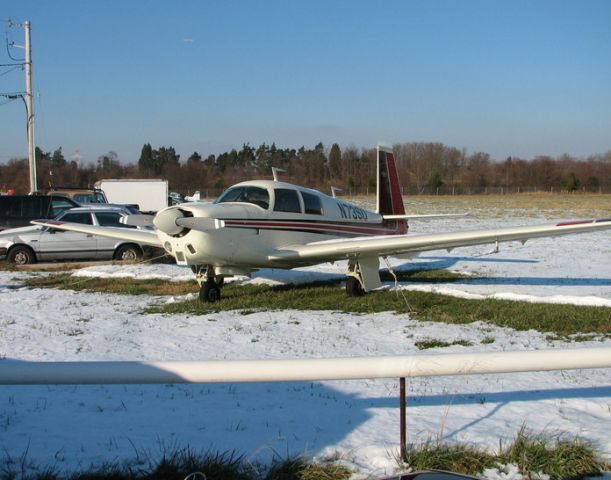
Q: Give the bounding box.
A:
[60,212,93,224]
[301,191,323,215]
[274,189,301,213]
[215,186,270,209]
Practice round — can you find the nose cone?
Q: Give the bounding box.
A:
[153,208,186,236]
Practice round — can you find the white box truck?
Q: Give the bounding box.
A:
[95,179,168,213]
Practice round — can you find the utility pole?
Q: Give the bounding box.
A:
[24,21,37,194]
[6,21,37,193]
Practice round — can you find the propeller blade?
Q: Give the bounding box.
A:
[121,214,155,227]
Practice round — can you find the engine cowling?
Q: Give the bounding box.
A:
[153,208,190,236]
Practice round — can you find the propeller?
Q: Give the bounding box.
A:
[121,214,155,228]
[153,207,224,236]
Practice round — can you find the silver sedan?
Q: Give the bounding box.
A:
[0,206,150,265]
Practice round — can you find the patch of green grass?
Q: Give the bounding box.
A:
[266,456,351,480]
[403,440,496,475]
[414,339,474,350]
[23,270,611,337]
[499,428,606,480]
[0,449,350,480]
[147,283,610,337]
[25,273,194,297]
[0,262,17,272]
[402,428,609,479]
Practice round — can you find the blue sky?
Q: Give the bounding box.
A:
[1,0,610,165]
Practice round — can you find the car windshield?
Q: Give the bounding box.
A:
[215,186,269,209]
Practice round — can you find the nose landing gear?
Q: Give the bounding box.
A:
[194,265,225,302]
[200,279,222,302]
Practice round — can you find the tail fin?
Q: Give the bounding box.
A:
[376,145,405,216]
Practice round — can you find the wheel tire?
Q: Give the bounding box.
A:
[7,246,36,265]
[114,244,142,262]
[345,276,365,296]
[200,282,221,302]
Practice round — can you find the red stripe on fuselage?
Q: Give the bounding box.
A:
[223,219,406,236]
[556,220,594,227]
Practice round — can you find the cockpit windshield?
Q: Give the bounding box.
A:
[214,186,270,209]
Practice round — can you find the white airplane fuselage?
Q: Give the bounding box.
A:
[155,180,406,274]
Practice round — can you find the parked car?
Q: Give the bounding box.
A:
[0,195,80,231]
[46,187,108,204]
[0,205,151,265]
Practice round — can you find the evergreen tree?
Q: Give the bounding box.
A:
[138,143,154,172]
[187,152,202,164]
[561,172,579,192]
[329,143,342,178]
[428,170,444,192]
[51,147,66,168]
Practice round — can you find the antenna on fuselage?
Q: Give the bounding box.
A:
[271,167,285,182]
[331,186,342,198]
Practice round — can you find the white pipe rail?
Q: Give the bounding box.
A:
[1,347,610,385]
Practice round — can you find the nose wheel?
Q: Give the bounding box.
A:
[199,280,222,302]
[195,265,225,302]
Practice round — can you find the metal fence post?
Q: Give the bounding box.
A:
[400,377,406,459]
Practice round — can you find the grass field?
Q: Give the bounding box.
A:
[24,269,611,339]
[349,192,611,218]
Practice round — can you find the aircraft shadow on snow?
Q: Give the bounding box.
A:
[250,256,611,288]
[396,256,611,287]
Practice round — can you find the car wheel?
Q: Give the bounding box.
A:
[114,244,142,262]
[345,276,365,296]
[8,245,37,265]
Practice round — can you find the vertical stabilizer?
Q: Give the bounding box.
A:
[376,145,405,216]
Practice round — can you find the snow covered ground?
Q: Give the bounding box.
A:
[0,215,610,478]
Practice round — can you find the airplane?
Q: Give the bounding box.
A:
[33,145,611,302]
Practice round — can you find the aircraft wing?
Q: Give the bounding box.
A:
[31,219,164,248]
[269,219,611,264]
[384,213,469,220]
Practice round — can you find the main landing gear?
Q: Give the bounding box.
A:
[345,256,382,297]
[194,265,225,302]
[345,276,365,296]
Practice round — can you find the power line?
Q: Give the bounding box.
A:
[0,64,21,76]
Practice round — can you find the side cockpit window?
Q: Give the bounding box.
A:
[215,186,270,209]
[301,191,323,215]
[273,189,301,213]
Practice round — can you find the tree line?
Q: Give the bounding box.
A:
[1,142,610,196]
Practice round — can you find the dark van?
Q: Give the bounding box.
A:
[0,195,80,231]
